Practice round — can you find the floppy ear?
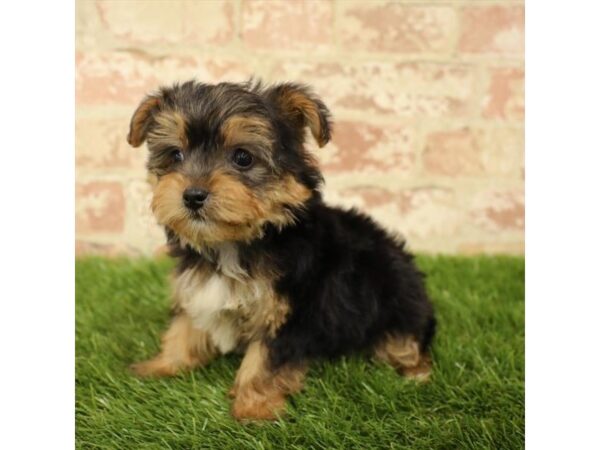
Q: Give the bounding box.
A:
[267,83,332,147]
[127,94,162,147]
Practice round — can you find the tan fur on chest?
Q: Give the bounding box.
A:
[172,265,289,353]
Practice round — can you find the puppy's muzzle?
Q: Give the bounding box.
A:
[183,187,209,210]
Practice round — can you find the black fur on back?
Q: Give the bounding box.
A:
[252,199,436,368]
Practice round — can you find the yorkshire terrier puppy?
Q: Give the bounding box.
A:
[128,80,436,421]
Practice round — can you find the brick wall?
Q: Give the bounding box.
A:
[75,0,524,256]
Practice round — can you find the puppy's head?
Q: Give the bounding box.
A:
[128,80,331,247]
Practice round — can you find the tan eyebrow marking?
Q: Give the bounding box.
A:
[221,115,274,164]
[147,110,189,150]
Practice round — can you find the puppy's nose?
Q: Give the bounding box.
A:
[183,187,209,210]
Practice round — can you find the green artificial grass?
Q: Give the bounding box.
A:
[76,255,524,450]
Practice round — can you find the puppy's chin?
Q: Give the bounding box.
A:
[177,218,264,248]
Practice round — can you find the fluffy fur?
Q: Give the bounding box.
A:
[128,80,436,421]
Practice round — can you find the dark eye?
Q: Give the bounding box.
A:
[231,148,254,169]
[170,149,184,163]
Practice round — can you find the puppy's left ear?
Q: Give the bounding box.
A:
[127,94,162,147]
[266,83,332,148]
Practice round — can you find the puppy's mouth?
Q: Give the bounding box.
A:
[183,208,248,230]
[187,209,206,222]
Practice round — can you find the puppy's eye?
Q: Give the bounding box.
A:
[170,149,184,163]
[231,148,254,169]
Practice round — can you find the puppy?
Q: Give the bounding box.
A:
[128,80,436,421]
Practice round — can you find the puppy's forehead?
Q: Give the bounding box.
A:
[165,83,272,148]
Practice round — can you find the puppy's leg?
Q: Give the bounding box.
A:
[373,333,432,381]
[131,313,218,377]
[230,341,306,421]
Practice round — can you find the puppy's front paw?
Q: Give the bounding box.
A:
[129,358,179,378]
[228,385,238,399]
[231,395,286,421]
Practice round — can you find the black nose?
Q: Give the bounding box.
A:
[183,187,209,210]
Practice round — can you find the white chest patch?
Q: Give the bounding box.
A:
[172,245,283,354]
[174,270,239,353]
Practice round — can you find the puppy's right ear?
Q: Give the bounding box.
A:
[127,94,161,147]
[263,83,332,148]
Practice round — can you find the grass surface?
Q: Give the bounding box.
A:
[76,255,524,449]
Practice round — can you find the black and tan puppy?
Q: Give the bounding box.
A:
[128,80,436,420]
